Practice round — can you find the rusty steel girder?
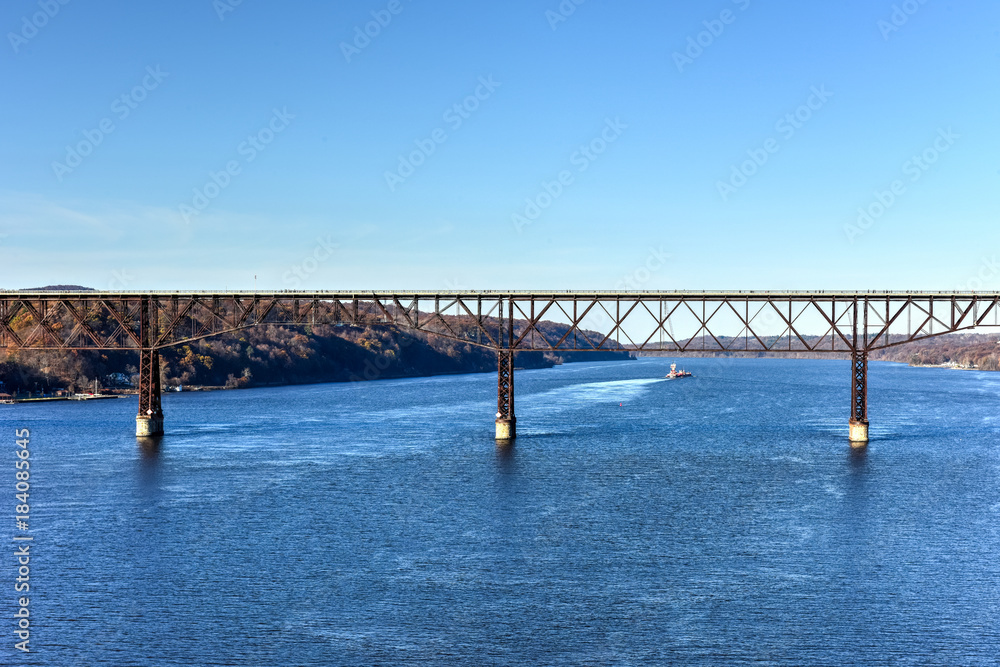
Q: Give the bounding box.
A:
[496,299,515,424]
[1,291,998,355]
[4,290,999,443]
[851,350,868,424]
[137,298,163,422]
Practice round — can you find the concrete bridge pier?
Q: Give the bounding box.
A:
[495,419,516,441]
[136,415,164,438]
[848,419,868,445]
[849,349,868,447]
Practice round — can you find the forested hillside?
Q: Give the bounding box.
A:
[643,332,1000,370]
[0,322,628,395]
[870,332,1000,369]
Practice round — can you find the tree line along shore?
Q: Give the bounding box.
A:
[638,332,1000,370]
[0,322,629,398]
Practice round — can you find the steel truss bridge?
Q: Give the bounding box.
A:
[3,290,999,445]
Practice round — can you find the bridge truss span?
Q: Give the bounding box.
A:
[2,290,999,444]
[3,291,1000,353]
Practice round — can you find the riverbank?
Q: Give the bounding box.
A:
[1,322,632,397]
[0,356,637,406]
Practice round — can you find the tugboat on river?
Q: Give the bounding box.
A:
[665,362,693,380]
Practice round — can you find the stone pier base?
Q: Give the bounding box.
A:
[848,419,869,447]
[495,418,516,441]
[136,415,164,438]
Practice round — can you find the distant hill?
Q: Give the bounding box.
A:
[638,332,1000,371]
[871,332,1000,370]
[0,313,629,394]
[23,285,95,291]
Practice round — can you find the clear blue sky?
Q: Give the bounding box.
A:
[1,0,998,291]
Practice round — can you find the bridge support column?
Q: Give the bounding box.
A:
[849,349,868,446]
[495,349,515,441]
[495,298,515,441]
[136,348,164,437]
[136,297,163,438]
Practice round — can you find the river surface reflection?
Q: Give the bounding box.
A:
[3,358,999,665]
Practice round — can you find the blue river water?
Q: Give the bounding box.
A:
[2,357,1000,665]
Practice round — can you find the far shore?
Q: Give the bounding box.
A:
[3,355,992,406]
